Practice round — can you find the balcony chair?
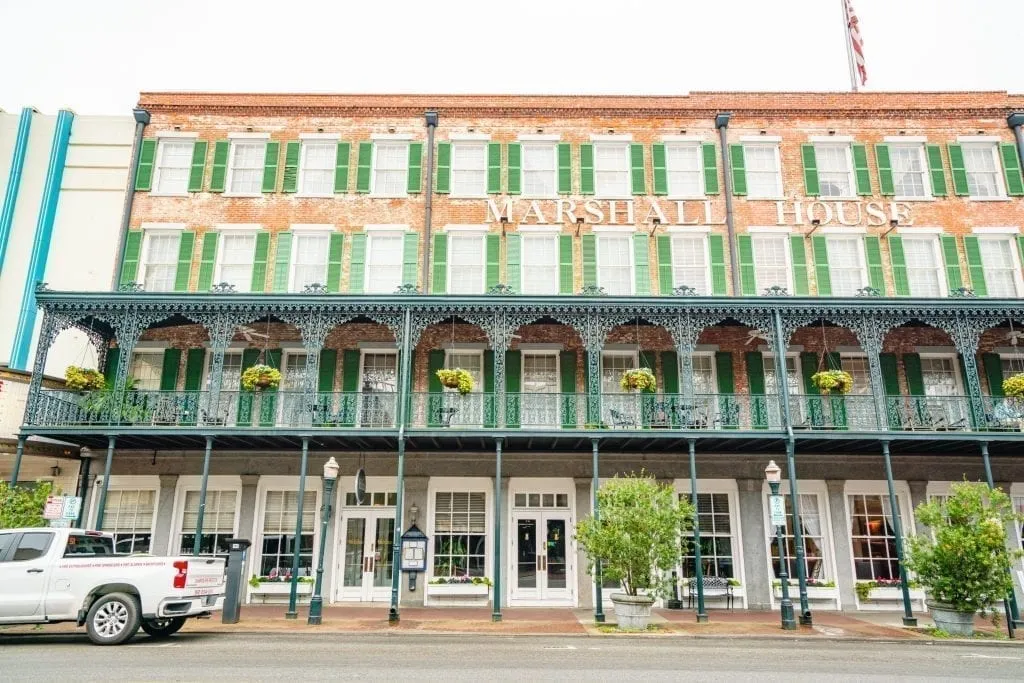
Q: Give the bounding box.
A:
[609,409,638,429]
[687,576,734,610]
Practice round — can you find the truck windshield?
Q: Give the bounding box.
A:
[63,533,118,557]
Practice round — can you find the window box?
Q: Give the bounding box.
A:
[772,584,839,601]
[855,584,926,610]
[248,580,313,604]
[426,582,491,598]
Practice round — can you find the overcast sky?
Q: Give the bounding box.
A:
[2,0,1021,115]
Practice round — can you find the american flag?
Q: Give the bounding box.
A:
[844,0,867,87]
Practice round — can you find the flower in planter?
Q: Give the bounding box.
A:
[619,368,657,393]
[241,364,282,392]
[1002,373,1024,399]
[810,369,853,395]
[65,366,106,392]
[436,368,474,395]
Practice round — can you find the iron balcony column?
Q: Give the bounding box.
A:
[9,436,25,485]
[591,438,605,623]
[688,439,708,622]
[286,437,310,619]
[192,436,214,555]
[93,436,116,530]
[389,308,413,624]
[769,478,797,630]
[880,441,917,627]
[492,438,503,622]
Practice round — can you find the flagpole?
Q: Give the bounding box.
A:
[841,0,859,92]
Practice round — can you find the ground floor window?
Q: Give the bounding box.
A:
[178,489,238,557]
[680,492,735,579]
[97,489,155,554]
[848,493,903,581]
[432,491,486,577]
[766,493,828,581]
[259,490,316,578]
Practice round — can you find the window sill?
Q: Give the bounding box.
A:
[968,196,1011,202]
[295,193,336,199]
[595,194,634,201]
[817,195,859,201]
[667,194,709,201]
[893,196,934,202]
[742,196,786,201]
[449,193,489,200]
[370,193,410,199]
[223,192,263,199]
[520,194,560,201]
[149,191,190,198]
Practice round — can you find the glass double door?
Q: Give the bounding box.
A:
[511,512,572,603]
[337,511,395,602]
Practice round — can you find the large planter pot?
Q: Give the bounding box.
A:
[927,601,976,637]
[610,593,655,630]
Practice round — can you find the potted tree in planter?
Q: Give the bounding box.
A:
[906,481,1024,636]
[575,473,694,630]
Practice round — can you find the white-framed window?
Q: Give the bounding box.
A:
[215,232,257,292]
[372,141,408,197]
[129,350,165,391]
[153,139,194,195]
[360,350,398,428]
[815,144,855,198]
[977,236,1023,297]
[846,484,913,582]
[365,231,405,294]
[671,234,710,294]
[596,233,633,295]
[94,483,157,555]
[520,351,560,428]
[920,355,962,397]
[681,490,737,579]
[665,143,703,198]
[601,350,637,425]
[445,350,484,427]
[447,232,486,294]
[256,487,318,579]
[521,142,557,198]
[450,142,487,197]
[431,489,488,578]
[299,141,335,196]
[840,354,876,429]
[203,350,244,424]
[744,143,782,199]
[1000,355,1024,382]
[765,353,801,428]
[763,483,833,583]
[593,143,631,198]
[290,231,329,292]
[173,477,240,557]
[139,231,181,292]
[826,236,867,296]
[752,234,791,292]
[889,144,930,199]
[962,143,1005,198]
[227,140,266,195]
[520,232,559,295]
[902,236,944,297]
[692,354,716,395]
[277,352,307,425]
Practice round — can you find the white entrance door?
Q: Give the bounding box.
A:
[336,510,395,602]
[510,510,573,604]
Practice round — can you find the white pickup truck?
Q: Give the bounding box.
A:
[0,527,225,645]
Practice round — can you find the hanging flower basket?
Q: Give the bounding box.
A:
[810,369,853,395]
[241,364,282,392]
[436,368,474,395]
[65,366,106,392]
[620,368,657,393]
[1002,373,1024,399]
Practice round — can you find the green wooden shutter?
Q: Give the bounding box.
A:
[272,232,293,292]
[824,351,848,428]
[790,235,809,295]
[431,233,447,293]
[737,234,756,295]
[505,350,521,428]
[661,351,679,394]
[250,232,270,292]
[119,231,142,287]
[184,349,205,392]
[888,236,909,296]
[702,142,719,195]
[339,349,360,427]
[427,349,446,428]
[657,235,673,294]
[261,141,280,193]
[318,349,337,392]
[402,233,418,287]
[209,141,229,193]
[875,144,894,196]
[559,351,578,428]
[134,139,157,191]
[559,234,574,294]
[326,233,344,293]
[159,349,181,391]
[334,142,351,193]
[281,141,300,193]
[652,144,668,195]
[486,233,500,290]
[863,236,885,294]
[483,350,496,428]
[963,236,988,296]
[800,351,824,426]
[103,348,120,386]
[348,233,366,294]
[581,234,597,289]
[982,353,1004,396]
[407,142,423,193]
[940,234,963,292]
[729,144,747,196]
[1001,143,1024,196]
[630,143,645,194]
[852,143,871,195]
[188,140,208,192]
[486,143,501,194]
[579,144,594,195]
[506,233,521,294]
[197,232,218,292]
[236,348,260,426]
[801,144,820,196]
[507,143,521,195]
[356,142,372,193]
[709,234,727,295]
[558,143,572,194]
[745,351,767,429]
[926,144,947,196]
[638,349,657,426]
[173,231,195,292]
[435,142,451,194]
[948,143,969,196]
[811,235,831,296]
[879,352,901,428]
[716,351,736,428]
[633,233,650,295]
[903,354,925,400]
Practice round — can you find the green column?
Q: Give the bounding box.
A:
[980,442,1023,631]
[688,439,708,623]
[389,309,413,624]
[286,437,309,620]
[192,436,214,555]
[591,438,605,623]
[492,438,503,622]
[93,436,116,530]
[9,436,25,484]
[880,441,917,627]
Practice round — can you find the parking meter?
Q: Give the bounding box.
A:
[222,538,251,624]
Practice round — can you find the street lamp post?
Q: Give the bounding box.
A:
[307,457,339,625]
[766,460,796,630]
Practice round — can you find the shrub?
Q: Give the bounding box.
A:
[0,481,55,529]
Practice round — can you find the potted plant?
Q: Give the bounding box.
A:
[436,368,474,395]
[575,472,694,630]
[427,575,492,597]
[1002,373,1024,399]
[810,369,853,395]
[241,364,282,392]
[79,378,150,425]
[65,366,105,392]
[906,481,1024,636]
[619,368,656,393]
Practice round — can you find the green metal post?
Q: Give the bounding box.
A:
[93,436,116,530]
[286,436,309,619]
[769,479,797,630]
[980,442,1022,632]
[9,436,25,484]
[308,472,336,625]
[192,436,213,555]
[880,440,917,627]
[591,438,605,623]
[389,308,413,625]
[688,439,708,622]
[492,438,503,622]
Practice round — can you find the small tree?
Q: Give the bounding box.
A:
[906,480,1024,615]
[0,481,54,529]
[574,473,694,598]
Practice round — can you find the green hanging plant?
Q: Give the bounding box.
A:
[810,369,853,395]
[65,366,106,392]
[241,364,281,392]
[436,368,474,395]
[620,368,657,393]
[1002,373,1024,399]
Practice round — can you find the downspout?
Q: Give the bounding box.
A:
[715,112,740,296]
[421,111,439,293]
[111,108,150,290]
[1009,112,1024,172]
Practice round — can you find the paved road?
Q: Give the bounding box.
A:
[0,632,1022,681]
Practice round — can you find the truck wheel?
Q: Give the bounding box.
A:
[85,592,142,645]
[141,617,186,638]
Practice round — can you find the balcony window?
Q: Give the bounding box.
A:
[139,231,180,292]
[671,235,710,294]
[921,355,969,428]
[520,233,559,295]
[361,352,397,428]
[596,233,633,295]
[752,235,791,293]
[692,354,716,394]
[826,236,867,296]
[445,351,483,426]
[902,237,944,297]
[521,352,559,428]
[290,232,329,292]
[448,233,486,294]
[215,233,257,292]
[129,351,164,391]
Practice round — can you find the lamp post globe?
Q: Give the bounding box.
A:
[766,460,796,631]
[308,457,339,625]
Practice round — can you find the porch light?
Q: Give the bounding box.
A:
[765,459,795,629]
[764,460,781,484]
[323,457,339,481]
[308,457,339,625]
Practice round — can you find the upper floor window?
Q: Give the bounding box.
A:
[129,351,164,391]
[139,231,180,292]
[826,236,867,296]
[299,142,335,195]
[743,143,782,199]
[520,233,559,295]
[451,142,487,197]
[216,232,257,292]
[962,143,1004,198]
[814,144,854,198]
[889,144,929,199]
[290,232,329,291]
[228,140,267,195]
[153,139,194,194]
[447,232,486,294]
[521,143,557,198]
[665,143,703,197]
[593,143,630,198]
[977,236,1023,297]
[902,236,943,297]
[752,234,791,292]
[365,231,405,294]
[596,233,633,295]
[670,234,710,294]
[372,141,409,197]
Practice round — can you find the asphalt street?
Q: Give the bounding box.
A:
[0,632,1022,681]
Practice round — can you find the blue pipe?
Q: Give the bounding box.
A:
[0,108,35,273]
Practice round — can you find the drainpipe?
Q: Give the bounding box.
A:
[715,113,740,296]
[111,108,150,290]
[421,111,439,293]
[1009,112,1024,172]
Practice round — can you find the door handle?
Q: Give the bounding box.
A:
[27,568,44,574]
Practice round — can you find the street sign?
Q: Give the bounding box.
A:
[43,496,64,520]
[61,496,82,520]
[49,519,72,528]
[769,494,787,527]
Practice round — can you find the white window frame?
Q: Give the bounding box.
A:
[214,228,259,293]
[224,136,269,198]
[664,142,705,200]
[739,140,783,200]
[87,475,160,555]
[520,142,559,200]
[668,229,711,294]
[592,142,632,200]
[151,136,197,197]
[519,227,561,296]
[129,349,167,391]
[844,480,916,586]
[364,229,407,294]
[446,229,488,295]
[297,138,338,198]
[676,479,746,603]
[449,140,489,199]
[958,138,1007,200]
[594,229,635,295]
[751,232,794,294]
[519,351,561,429]
[899,233,947,298]
[167,475,243,556]
[919,352,965,396]
[825,234,868,296]
[884,141,932,201]
[287,229,331,292]
[137,225,185,292]
[690,351,718,395]
[975,234,1024,298]
[425,477,492,587]
[813,142,856,200]
[370,140,409,198]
